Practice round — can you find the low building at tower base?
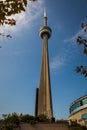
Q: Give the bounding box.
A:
[68,95,87,127]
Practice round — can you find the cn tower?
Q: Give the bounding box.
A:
[35,9,53,119]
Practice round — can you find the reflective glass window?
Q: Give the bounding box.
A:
[70,101,80,114]
[82,114,87,119]
[82,98,87,105]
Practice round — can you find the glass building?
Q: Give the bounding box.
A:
[69,95,87,115]
[68,95,87,127]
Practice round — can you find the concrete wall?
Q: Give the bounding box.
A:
[68,108,87,126]
[16,122,69,130]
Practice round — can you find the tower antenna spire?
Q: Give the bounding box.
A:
[44,8,47,26]
[44,8,47,17]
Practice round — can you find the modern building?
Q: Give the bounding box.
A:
[68,95,87,126]
[35,9,53,119]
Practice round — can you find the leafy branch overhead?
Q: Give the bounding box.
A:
[0,0,27,25]
[76,23,87,77]
[0,0,37,39]
[0,0,37,26]
[77,36,87,54]
[76,66,87,77]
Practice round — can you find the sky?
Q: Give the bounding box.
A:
[0,0,87,120]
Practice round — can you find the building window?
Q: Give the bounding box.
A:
[80,100,83,106]
[70,101,80,114]
[82,114,87,119]
[82,114,87,125]
[82,98,87,105]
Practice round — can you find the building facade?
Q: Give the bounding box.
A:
[68,95,87,126]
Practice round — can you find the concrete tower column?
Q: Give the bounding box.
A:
[35,9,53,119]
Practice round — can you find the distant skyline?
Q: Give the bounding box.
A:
[0,0,87,119]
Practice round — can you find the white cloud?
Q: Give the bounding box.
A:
[50,29,85,71]
[0,0,44,34]
[64,24,87,44]
[64,29,83,43]
[50,55,66,70]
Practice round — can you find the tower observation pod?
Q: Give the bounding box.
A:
[35,9,53,120]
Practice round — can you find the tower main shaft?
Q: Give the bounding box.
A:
[35,9,53,119]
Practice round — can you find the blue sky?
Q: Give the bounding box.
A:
[0,0,87,119]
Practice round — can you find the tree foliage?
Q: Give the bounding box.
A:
[76,66,87,77]
[35,115,50,122]
[0,113,87,129]
[0,0,37,39]
[0,113,51,129]
[0,0,37,25]
[69,120,87,130]
[76,23,87,77]
[0,0,28,26]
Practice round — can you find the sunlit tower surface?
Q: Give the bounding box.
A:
[35,9,53,119]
